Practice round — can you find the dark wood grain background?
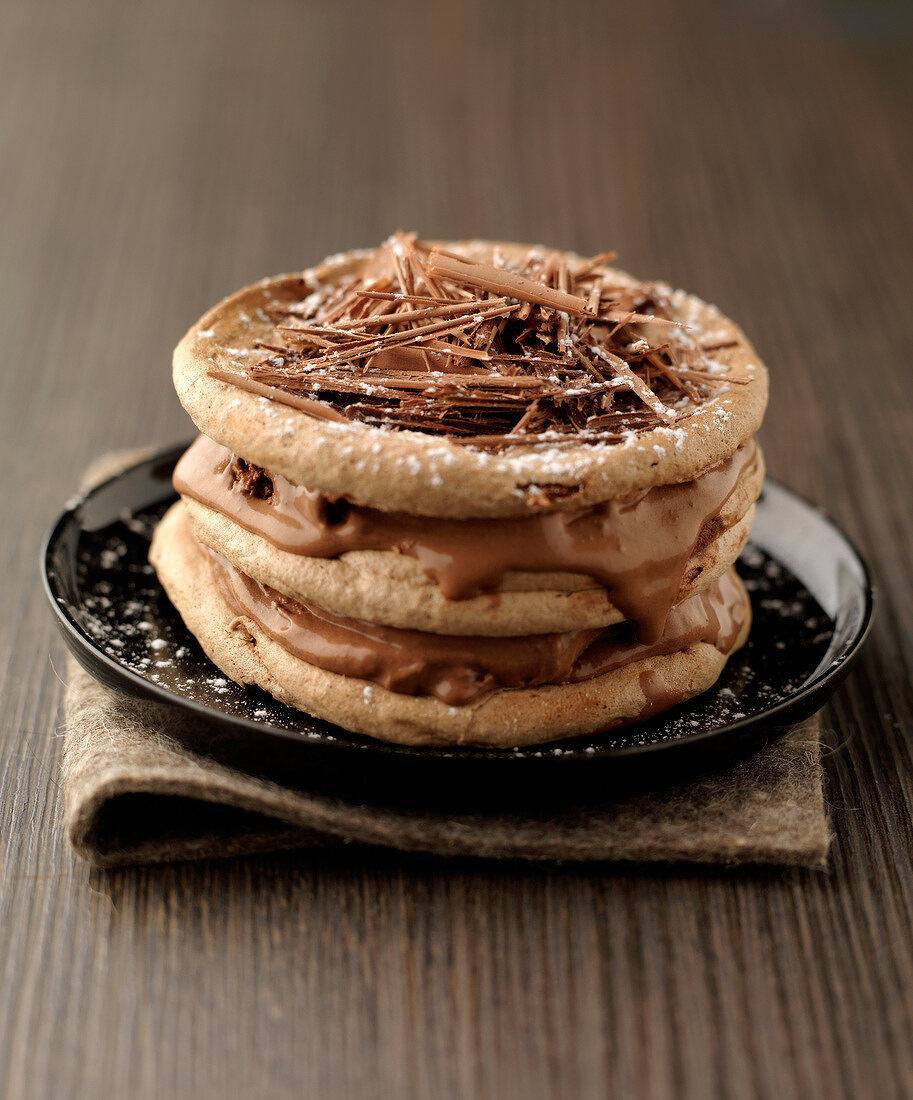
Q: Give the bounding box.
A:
[2,0,912,1096]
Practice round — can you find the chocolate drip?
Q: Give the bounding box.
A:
[175,435,758,642]
[208,548,749,707]
[636,670,688,721]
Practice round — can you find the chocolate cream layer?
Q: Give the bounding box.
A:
[176,435,759,643]
[207,545,749,706]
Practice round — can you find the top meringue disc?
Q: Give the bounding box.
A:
[173,235,768,518]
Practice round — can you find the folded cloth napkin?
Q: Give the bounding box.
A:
[57,450,831,869]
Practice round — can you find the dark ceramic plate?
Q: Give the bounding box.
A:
[42,444,873,803]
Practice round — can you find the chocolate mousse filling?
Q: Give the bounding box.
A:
[175,435,759,642]
[207,546,750,706]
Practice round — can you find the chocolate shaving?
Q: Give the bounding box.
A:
[229,457,274,500]
[424,252,593,316]
[208,368,350,423]
[208,233,743,448]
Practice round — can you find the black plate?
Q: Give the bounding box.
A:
[42,444,873,804]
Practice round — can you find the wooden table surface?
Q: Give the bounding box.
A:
[2,0,912,1096]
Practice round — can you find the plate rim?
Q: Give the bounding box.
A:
[41,444,876,765]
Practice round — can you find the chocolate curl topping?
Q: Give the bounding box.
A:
[208,232,744,449]
[424,251,593,316]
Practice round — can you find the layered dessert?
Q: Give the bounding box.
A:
[150,235,768,746]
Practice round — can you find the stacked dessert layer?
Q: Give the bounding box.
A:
[150,236,768,746]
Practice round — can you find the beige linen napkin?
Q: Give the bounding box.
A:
[58,451,831,869]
